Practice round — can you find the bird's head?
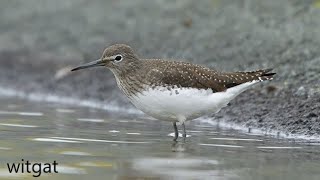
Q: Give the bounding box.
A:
[71,44,139,73]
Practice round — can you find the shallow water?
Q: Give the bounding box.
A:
[0,97,319,180]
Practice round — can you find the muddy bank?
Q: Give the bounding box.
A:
[0,0,319,136]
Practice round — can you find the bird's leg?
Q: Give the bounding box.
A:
[182,122,187,140]
[173,122,179,141]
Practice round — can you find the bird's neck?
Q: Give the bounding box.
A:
[110,60,144,79]
[109,60,147,98]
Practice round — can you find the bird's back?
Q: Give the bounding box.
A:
[139,59,275,92]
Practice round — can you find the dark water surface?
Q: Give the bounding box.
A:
[0,97,319,180]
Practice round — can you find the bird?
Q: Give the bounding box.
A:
[71,44,275,141]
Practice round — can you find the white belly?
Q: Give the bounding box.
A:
[129,81,259,122]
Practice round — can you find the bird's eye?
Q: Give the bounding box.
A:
[114,55,123,62]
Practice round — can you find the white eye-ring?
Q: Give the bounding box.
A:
[114,54,123,62]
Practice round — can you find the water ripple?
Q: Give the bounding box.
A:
[210,137,263,142]
[77,118,104,123]
[51,136,151,144]
[0,123,38,128]
[32,138,82,143]
[0,110,43,116]
[199,143,243,148]
[59,151,92,156]
[257,146,302,149]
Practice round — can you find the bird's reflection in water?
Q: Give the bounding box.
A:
[171,138,186,152]
[131,156,227,180]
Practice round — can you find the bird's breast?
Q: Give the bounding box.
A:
[128,86,220,121]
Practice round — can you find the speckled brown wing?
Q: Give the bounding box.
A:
[143,60,227,92]
[143,59,275,93]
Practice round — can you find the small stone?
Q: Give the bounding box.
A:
[265,85,278,93]
[182,17,193,28]
[295,86,307,96]
[304,112,318,118]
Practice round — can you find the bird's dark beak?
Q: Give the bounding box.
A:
[71,59,105,71]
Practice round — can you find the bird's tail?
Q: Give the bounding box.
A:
[243,68,276,81]
[221,69,276,88]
